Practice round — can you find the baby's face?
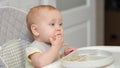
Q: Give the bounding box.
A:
[34,10,63,44]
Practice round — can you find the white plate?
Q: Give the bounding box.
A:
[61,49,114,68]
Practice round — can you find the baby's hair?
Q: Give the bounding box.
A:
[26,5,57,34]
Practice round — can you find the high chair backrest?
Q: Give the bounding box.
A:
[0,6,33,46]
[0,6,33,68]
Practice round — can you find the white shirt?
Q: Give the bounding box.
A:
[25,40,60,68]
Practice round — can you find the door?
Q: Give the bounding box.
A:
[57,0,96,48]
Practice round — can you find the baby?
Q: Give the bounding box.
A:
[25,5,76,68]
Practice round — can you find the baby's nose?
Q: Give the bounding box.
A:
[56,26,61,31]
[56,28,61,31]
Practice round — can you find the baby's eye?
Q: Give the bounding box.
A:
[59,23,63,26]
[49,23,55,26]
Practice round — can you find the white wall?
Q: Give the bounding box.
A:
[0,0,40,11]
[0,0,56,12]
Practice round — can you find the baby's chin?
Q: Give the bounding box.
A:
[44,40,52,45]
[45,42,52,46]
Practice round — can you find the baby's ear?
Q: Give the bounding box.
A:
[31,24,39,36]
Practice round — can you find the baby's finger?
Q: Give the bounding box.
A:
[49,35,56,42]
[68,48,74,53]
[49,37,53,43]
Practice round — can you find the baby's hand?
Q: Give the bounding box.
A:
[49,35,64,50]
[64,46,76,56]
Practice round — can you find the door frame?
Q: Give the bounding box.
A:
[96,0,105,45]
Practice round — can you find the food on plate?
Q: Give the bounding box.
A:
[62,54,105,61]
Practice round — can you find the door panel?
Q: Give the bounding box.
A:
[60,0,96,48]
[64,21,88,48]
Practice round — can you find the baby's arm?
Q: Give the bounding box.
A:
[30,35,63,68]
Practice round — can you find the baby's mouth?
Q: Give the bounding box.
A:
[57,34,61,35]
[56,33,63,36]
[55,32,63,37]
